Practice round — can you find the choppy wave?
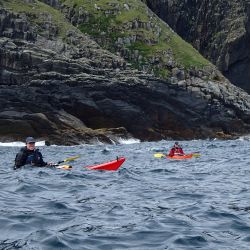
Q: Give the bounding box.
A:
[1,140,250,249]
[117,137,141,144]
[238,134,250,141]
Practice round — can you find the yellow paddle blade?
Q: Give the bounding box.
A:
[56,165,72,170]
[63,155,80,162]
[192,153,201,158]
[154,153,166,158]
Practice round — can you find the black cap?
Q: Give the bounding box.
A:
[26,137,35,143]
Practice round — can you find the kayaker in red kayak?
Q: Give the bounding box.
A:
[168,142,185,157]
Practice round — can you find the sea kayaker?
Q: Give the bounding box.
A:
[14,137,53,169]
[168,142,185,157]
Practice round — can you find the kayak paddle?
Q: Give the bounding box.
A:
[154,153,167,158]
[192,153,201,157]
[51,155,79,170]
[55,165,72,170]
[57,155,80,164]
[154,153,201,158]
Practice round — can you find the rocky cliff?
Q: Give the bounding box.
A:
[0,0,250,145]
[146,0,250,93]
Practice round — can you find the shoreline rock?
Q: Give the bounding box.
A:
[145,0,250,93]
[0,3,250,145]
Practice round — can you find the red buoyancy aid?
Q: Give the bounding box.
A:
[168,147,184,157]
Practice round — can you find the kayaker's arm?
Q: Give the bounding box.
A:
[14,149,27,169]
[168,148,174,157]
[37,151,48,167]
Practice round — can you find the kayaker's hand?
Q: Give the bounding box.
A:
[47,162,55,166]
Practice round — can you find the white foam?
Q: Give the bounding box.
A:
[0,141,46,147]
[118,138,141,144]
[0,138,140,147]
[238,135,250,141]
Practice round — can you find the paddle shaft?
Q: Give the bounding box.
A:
[57,155,80,164]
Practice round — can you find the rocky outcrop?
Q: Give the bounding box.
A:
[146,0,250,93]
[41,0,213,80]
[0,1,250,145]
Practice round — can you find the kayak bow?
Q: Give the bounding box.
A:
[85,157,126,171]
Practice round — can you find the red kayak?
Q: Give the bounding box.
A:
[167,154,193,160]
[85,157,126,171]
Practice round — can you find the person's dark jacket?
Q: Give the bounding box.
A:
[14,147,47,169]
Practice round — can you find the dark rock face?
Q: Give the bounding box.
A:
[0,5,250,144]
[146,0,250,93]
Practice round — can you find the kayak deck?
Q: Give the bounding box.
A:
[85,157,126,171]
[167,154,193,160]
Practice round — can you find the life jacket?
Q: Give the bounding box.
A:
[25,152,41,165]
[14,147,47,169]
[169,147,184,156]
[25,149,43,165]
[15,147,43,166]
[173,148,183,155]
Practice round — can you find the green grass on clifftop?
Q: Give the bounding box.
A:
[170,34,209,68]
[2,0,211,76]
[60,0,210,71]
[2,0,74,38]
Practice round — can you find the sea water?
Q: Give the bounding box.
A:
[0,139,250,249]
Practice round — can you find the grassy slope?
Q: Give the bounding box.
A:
[2,0,74,38]
[60,0,210,72]
[2,0,211,78]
